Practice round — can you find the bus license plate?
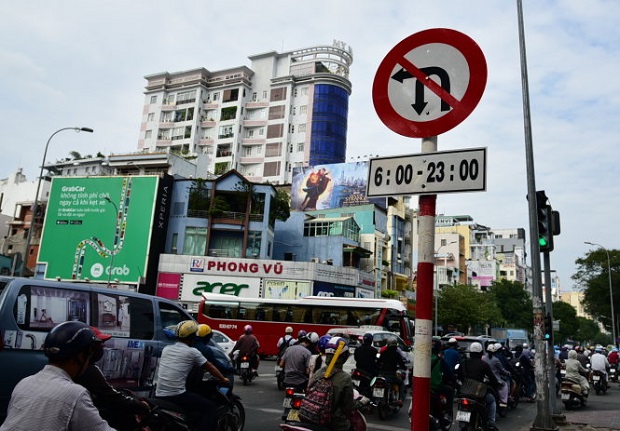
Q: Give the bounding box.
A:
[561,393,570,400]
[373,388,384,398]
[282,398,292,408]
[241,362,250,369]
[287,409,300,422]
[456,411,471,422]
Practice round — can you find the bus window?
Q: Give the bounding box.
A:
[346,311,360,326]
[272,305,288,322]
[303,308,313,324]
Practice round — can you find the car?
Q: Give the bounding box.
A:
[326,326,414,376]
[211,329,235,355]
[440,335,497,358]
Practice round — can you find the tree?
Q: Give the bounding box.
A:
[487,279,533,331]
[552,301,579,344]
[270,189,291,223]
[438,284,503,335]
[572,248,619,334]
[574,317,600,346]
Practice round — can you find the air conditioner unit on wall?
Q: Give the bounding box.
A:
[310,257,319,263]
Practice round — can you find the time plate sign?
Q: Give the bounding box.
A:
[366,147,486,197]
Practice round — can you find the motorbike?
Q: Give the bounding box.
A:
[369,370,404,420]
[591,369,608,395]
[235,352,256,386]
[351,369,374,397]
[507,360,525,409]
[282,386,306,422]
[408,389,454,431]
[560,377,587,409]
[276,363,286,390]
[610,365,618,383]
[147,374,245,431]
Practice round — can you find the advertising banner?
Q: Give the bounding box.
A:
[290,162,386,211]
[313,281,355,298]
[264,279,312,299]
[38,176,159,284]
[156,272,182,300]
[180,274,261,303]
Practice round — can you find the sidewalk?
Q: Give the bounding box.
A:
[557,409,620,431]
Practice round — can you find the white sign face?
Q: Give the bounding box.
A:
[366,147,486,196]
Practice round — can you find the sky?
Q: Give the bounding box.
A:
[1,1,619,292]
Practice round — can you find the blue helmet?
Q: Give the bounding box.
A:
[318,335,332,353]
[324,336,348,354]
[363,333,373,345]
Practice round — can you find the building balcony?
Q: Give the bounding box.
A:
[202,102,219,109]
[200,120,217,128]
[216,150,232,158]
[161,104,176,112]
[199,138,214,146]
[159,122,174,129]
[245,101,269,108]
[241,138,265,145]
[238,157,264,164]
[243,119,268,127]
[156,139,172,147]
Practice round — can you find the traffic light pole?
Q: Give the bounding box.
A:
[516,1,557,429]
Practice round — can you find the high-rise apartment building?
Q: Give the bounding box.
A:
[138,41,353,184]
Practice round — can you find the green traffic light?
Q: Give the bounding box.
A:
[539,237,548,247]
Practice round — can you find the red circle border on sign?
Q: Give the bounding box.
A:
[372,28,487,138]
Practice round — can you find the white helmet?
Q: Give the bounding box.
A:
[494,343,502,351]
[448,337,457,344]
[307,332,320,344]
[486,343,498,353]
[470,342,483,353]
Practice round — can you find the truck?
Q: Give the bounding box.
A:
[489,328,530,350]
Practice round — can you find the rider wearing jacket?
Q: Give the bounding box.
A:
[458,342,501,430]
[377,336,406,405]
[231,324,260,373]
[482,343,511,409]
[565,349,590,395]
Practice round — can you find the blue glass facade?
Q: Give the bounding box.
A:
[309,84,349,166]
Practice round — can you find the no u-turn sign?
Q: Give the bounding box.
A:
[373,28,487,138]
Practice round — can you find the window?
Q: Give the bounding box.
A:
[220,106,237,121]
[301,87,308,96]
[267,124,284,139]
[300,105,307,115]
[268,105,285,120]
[223,89,239,103]
[212,92,220,101]
[298,124,306,133]
[171,126,192,140]
[183,226,207,255]
[144,130,152,139]
[176,90,196,105]
[297,142,304,152]
[147,113,155,122]
[265,143,282,157]
[174,107,194,122]
[246,129,255,138]
[270,87,287,102]
[94,293,154,340]
[263,161,281,177]
[159,302,190,331]
[252,92,257,101]
[219,125,234,139]
[262,90,267,99]
[150,95,157,104]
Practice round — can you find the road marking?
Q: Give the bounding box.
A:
[252,407,283,414]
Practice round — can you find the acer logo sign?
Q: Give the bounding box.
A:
[315,291,335,297]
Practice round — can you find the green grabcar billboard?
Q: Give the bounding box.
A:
[38,176,159,284]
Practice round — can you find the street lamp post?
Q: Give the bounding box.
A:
[21,127,93,276]
[105,197,119,288]
[434,240,457,336]
[585,241,616,345]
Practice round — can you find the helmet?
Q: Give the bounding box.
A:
[523,343,529,348]
[298,329,307,339]
[318,335,332,353]
[176,320,199,338]
[448,337,458,345]
[324,336,348,354]
[244,324,253,334]
[197,324,212,338]
[469,342,483,353]
[595,347,603,353]
[493,343,502,352]
[432,339,443,354]
[44,321,97,362]
[285,326,293,334]
[307,332,320,344]
[90,327,112,342]
[386,336,398,347]
[514,344,523,352]
[363,333,373,345]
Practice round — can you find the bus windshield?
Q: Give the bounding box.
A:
[198,293,413,357]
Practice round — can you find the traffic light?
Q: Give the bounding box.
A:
[536,191,554,252]
[544,314,553,342]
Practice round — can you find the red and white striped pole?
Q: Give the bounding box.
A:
[412,136,437,431]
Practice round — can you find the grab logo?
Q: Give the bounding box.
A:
[91,263,104,278]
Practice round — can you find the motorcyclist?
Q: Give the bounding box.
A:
[230,324,260,376]
[308,334,331,383]
[305,332,322,381]
[354,333,378,395]
[75,327,150,429]
[194,324,236,385]
[377,336,406,405]
[277,326,295,360]
[590,347,610,387]
[156,320,230,430]
[576,346,590,369]
[514,344,535,401]
[0,321,114,431]
[558,345,569,362]
[458,341,501,430]
[304,336,354,431]
[483,343,511,413]
[565,349,590,395]
[280,331,312,391]
[608,348,619,368]
[430,339,455,406]
[443,337,461,370]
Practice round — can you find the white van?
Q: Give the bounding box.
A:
[0,276,194,421]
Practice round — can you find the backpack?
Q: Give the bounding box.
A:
[298,375,335,426]
[277,336,292,360]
